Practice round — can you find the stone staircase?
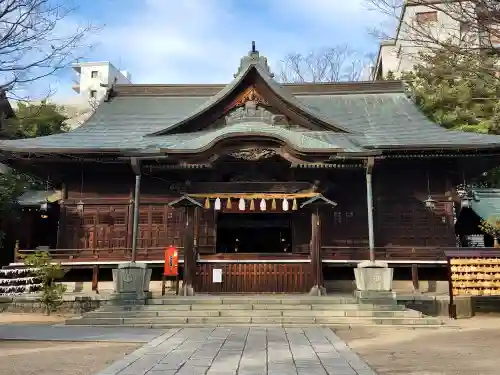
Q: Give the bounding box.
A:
[64,295,444,327]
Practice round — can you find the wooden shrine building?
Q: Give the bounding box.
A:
[2,45,500,293]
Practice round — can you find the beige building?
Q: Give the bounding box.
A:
[372,0,500,80]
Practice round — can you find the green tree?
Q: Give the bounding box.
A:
[402,49,500,135]
[5,101,69,138]
[0,171,40,246]
[0,102,68,248]
[22,251,67,314]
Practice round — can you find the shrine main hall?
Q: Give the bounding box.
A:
[2,44,500,294]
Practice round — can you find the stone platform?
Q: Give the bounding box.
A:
[94,327,377,375]
[65,295,443,327]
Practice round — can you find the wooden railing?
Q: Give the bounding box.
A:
[322,246,473,262]
[14,246,488,264]
[15,247,168,263]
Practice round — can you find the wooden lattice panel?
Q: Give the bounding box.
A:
[377,197,455,247]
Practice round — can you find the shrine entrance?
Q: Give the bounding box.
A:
[216,212,292,254]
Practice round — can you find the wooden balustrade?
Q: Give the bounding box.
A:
[14,246,488,264]
[321,246,480,262]
[15,247,167,262]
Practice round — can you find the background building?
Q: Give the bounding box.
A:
[372,0,500,80]
[63,62,132,129]
[71,61,132,103]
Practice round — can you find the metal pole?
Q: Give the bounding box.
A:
[131,173,141,263]
[366,164,375,263]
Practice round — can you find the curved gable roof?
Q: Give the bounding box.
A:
[149,52,354,135]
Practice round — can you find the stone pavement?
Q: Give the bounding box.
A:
[0,324,165,343]
[95,327,377,375]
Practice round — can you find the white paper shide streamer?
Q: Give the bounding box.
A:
[0,267,42,296]
[282,198,289,211]
[260,199,266,211]
[238,198,245,211]
[214,197,221,210]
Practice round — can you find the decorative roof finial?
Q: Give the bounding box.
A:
[234,41,274,78]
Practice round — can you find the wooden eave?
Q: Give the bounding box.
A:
[374,144,500,155]
[158,133,346,156]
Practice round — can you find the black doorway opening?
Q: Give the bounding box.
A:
[216,212,292,253]
[23,205,60,250]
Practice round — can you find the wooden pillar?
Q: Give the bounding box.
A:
[56,183,68,249]
[126,186,134,250]
[182,205,196,296]
[310,207,325,295]
[411,264,420,292]
[91,265,99,293]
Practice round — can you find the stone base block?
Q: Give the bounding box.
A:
[112,262,152,301]
[354,266,394,292]
[355,290,397,305]
[308,284,327,296]
[181,284,195,296]
[451,296,475,319]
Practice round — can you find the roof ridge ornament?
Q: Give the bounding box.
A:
[234,41,274,78]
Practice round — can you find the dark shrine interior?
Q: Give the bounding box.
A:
[20,204,60,250]
[216,212,292,253]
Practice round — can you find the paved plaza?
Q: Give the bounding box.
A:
[94,327,377,375]
[0,323,165,343]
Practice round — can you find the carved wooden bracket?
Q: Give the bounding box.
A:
[225,86,268,112]
[229,148,276,161]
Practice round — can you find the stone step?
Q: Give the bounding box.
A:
[65,315,442,326]
[63,322,445,329]
[143,297,358,305]
[83,308,421,319]
[96,303,407,312]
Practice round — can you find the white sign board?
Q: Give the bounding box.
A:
[212,268,222,283]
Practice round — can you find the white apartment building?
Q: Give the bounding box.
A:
[72,61,132,103]
[63,62,132,128]
[372,0,500,80]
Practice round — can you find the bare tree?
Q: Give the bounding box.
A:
[278,45,373,83]
[365,0,500,79]
[0,0,93,99]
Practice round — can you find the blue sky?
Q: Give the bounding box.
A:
[44,0,388,101]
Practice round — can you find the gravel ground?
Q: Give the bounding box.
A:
[335,315,500,375]
[0,341,140,375]
[0,312,71,325]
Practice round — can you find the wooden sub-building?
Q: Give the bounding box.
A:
[2,46,500,293]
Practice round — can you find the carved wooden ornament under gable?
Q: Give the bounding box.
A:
[229,148,276,161]
[225,86,268,112]
[224,100,290,127]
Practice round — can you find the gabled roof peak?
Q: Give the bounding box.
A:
[234,41,274,78]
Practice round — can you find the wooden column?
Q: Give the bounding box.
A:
[183,205,196,296]
[310,207,325,295]
[411,264,420,292]
[300,194,336,296]
[168,195,204,296]
[126,186,134,250]
[91,265,99,293]
[56,183,68,249]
